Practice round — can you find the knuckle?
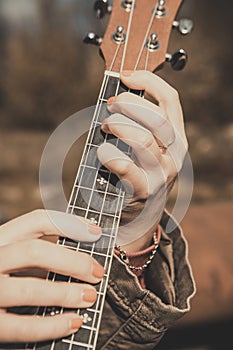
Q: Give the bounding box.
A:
[77,252,93,275]
[116,160,133,177]
[13,319,32,342]
[184,138,189,151]
[62,283,82,307]
[0,277,8,298]
[168,87,180,102]
[55,283,73,307]
[26,239,43,263]
[139,133,155,150]
[105,113,120,128]
[30,208,45,219]
[30,209,48,230]
[62,285,74,307]
[117,91,131,102]
[17,281,34,305]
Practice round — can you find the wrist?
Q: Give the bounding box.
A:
[118,223,159,252]
[115,225,161,274]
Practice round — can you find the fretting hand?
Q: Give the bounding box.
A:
[97,71,188,251]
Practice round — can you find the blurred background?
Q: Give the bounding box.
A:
[0,1,232,349]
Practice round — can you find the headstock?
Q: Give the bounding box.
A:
[84,0,193,73]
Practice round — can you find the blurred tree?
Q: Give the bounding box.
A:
[0,0,105,130]
[39,0,57,30]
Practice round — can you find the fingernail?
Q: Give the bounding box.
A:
[100,121,109,133]
[121,70,134,77]
[88,223,102,235]
[82,289,97,303]
[92,260,105,279]
[107,96,116,105]
[71,317,82,330]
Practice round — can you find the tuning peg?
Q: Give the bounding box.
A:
[112,26,126,44]
[94,0,112,19]
[83,32,103,46]
[166,49,188,70]
[156,0,166,17]
[173,18,193,35]
[122,0,134,11]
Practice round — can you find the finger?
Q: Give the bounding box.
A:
[107,92,188,172]
[107,92,175,148]
[97,143,156,200]
[0,312,82,343]
[0,209,102,246]
[101,113,163,171]
[0,276,97,308]
[120,70,184,132]
[0,239,105,283]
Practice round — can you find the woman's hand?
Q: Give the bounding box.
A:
[0,209,103,343]
[97,71,188,251]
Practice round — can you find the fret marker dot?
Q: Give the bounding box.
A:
[81,313,92,324]
[89,217,98,225]
[49,307,60,316]
[97,177,108,186]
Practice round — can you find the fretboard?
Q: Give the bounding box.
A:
[30,71,142,350]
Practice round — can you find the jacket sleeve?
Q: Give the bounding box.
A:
[97,211,196,350]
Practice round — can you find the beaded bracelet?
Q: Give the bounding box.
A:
[115,230,159,272]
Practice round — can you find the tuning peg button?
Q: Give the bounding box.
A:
[121,0,134,11]
[112,26,126,44]
[94,0,112,19]
[156,0,166,17]
[166,49,188,70]
[83,32,103,46]
[146,33,159,51]
[173,18,193,35]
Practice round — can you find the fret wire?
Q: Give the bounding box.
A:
[68,206,122,219]
[80,325,97,331]
[67,204,122,219]
[62,338,94,348]
[77,249,112,258]
[60,245,111,256]
[73,177,124,198]
[85,142,99,148]
[72,181,125,195]
[87,308,100,314]
[93,121,102,126]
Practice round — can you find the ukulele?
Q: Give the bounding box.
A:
[30,1,193,349]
